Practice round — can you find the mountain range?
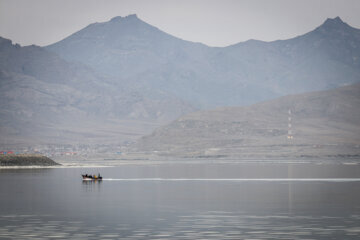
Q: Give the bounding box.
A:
[0,15,360,147]
[47,15,360,106]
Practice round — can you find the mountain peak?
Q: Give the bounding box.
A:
[110,14,139,22]
[325,16,343,23]
[321,16,349,29]
[310,16,356,37]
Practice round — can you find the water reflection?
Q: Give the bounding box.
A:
[82,180,102,192]
[288,164,294,214]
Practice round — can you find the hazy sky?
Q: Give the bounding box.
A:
[1,0,360,47]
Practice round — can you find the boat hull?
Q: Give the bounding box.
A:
[82,175,102,180]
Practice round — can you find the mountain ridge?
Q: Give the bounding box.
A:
[47,15,360,107]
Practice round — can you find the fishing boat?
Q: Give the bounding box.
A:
[82,173,102,180]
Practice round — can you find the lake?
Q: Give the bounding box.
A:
[0,161,360,239]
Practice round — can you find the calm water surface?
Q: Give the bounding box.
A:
[0,162,360,239]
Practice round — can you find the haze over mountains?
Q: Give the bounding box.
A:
[1,15,360,147]
[47,15,360,106]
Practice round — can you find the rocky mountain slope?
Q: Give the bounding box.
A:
[0,37,194,146]
[134,84,360,159]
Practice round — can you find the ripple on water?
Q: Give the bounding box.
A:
[0,213,360,239]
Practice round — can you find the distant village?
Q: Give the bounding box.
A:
[0,143,131,157]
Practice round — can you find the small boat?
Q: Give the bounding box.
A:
[82,173,102,180]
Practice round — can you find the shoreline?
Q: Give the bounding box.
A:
[2,158,359,169]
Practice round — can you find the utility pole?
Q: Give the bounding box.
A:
[287,109,293,140]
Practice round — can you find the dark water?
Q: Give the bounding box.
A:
[1,162,360,239]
